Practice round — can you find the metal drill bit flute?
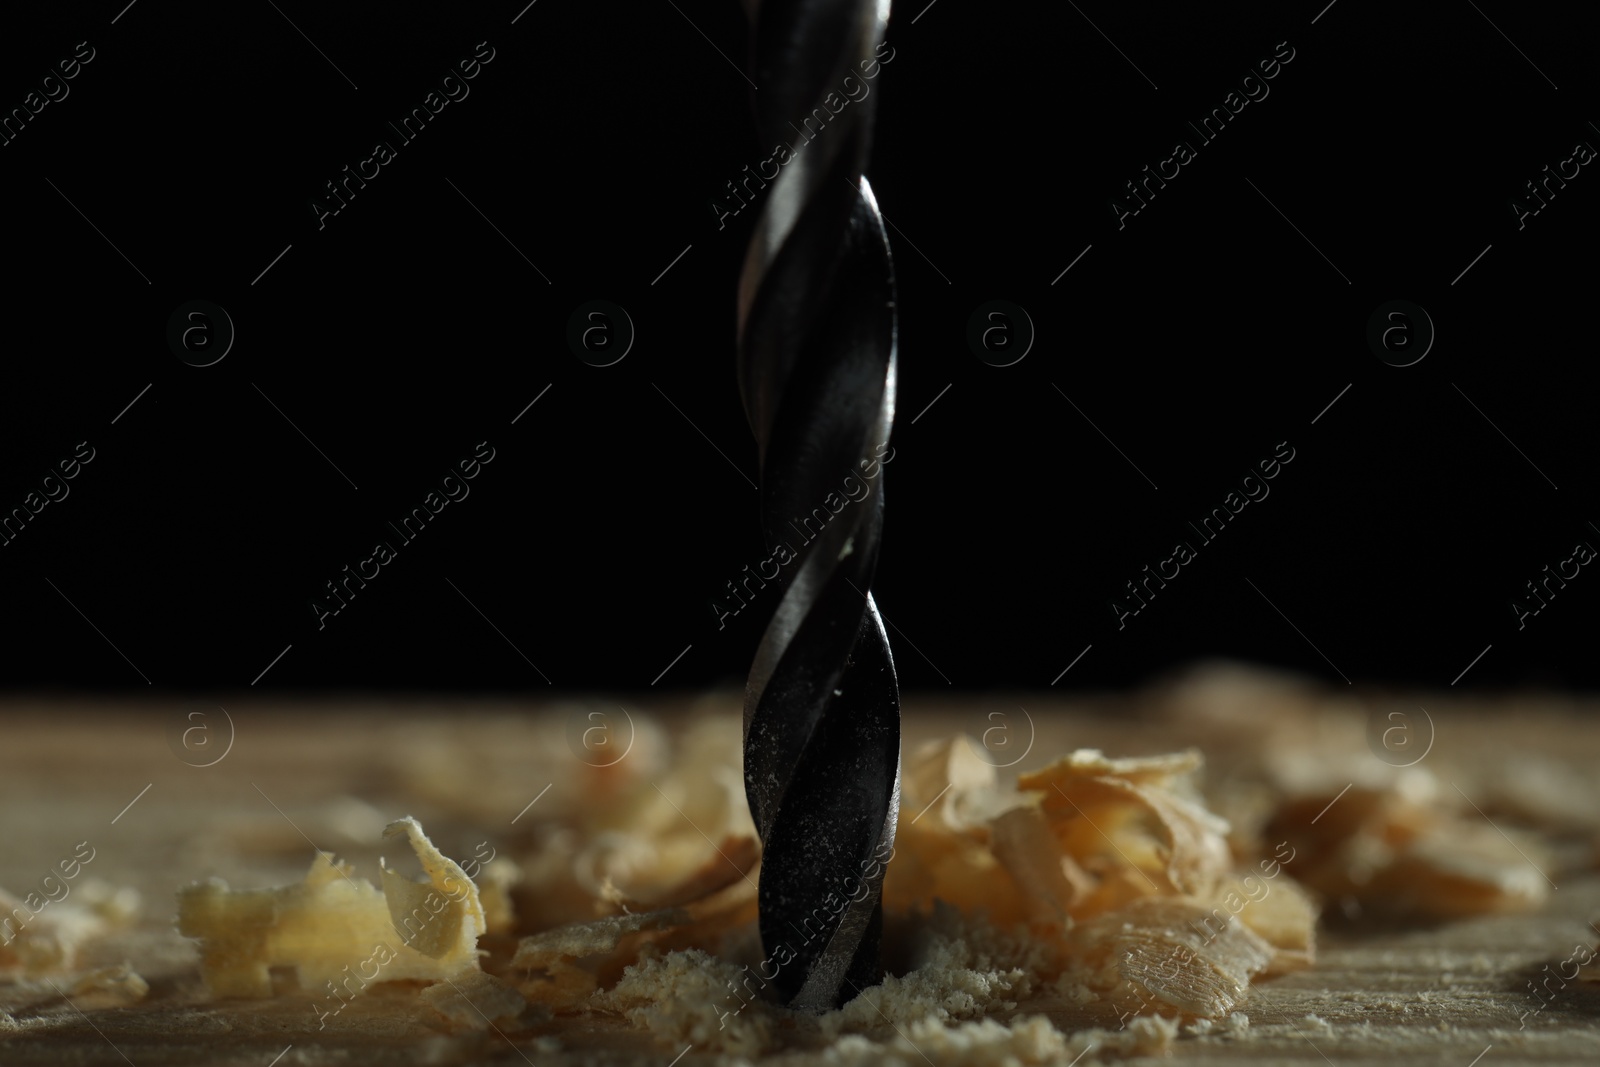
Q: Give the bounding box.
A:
[736,0,901,1013]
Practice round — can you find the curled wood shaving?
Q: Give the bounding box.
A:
[175,817,486,999]
[1020,748,1234,904]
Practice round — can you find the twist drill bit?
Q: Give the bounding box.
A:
[735,0,901,1013]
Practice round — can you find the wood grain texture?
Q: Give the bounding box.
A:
[1,677,1597,1065]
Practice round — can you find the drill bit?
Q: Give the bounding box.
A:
[735,0,901,1013]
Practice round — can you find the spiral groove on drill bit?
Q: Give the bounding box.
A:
[736,0,901,1013]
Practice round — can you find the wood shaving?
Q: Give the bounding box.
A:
[0,878,139,975]
[1225,870,1318,974]
[175,817,487,1000]
[905,737,1022,831]
[70,963,149,1004]
[1267,776,1551,917]
[1484,755,1600,832]
[890,739,1313,1022]
[505,713,759,930]
[886,739,1036,924]
[512,837,759,1011]
[884,814,1021,925]
[987,805,1081,925]
[577,716,756,909]
[514,908,692,1009]
[1064,897,1273,1018]
[1021,748,1233,903]
[477,856,521,934]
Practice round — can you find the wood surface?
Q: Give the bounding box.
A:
[1,675,1597,1065]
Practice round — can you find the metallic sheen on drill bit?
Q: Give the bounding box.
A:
[736,0,901,1013]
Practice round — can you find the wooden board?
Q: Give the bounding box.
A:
[2,679,1598,1065]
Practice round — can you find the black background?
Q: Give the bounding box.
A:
[1,0,1595,696]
